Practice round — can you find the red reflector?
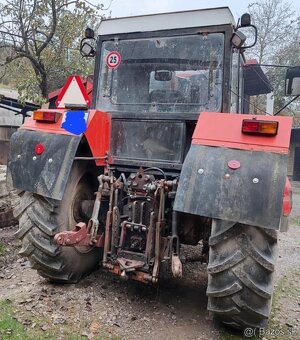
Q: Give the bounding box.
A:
[43,112,56,121]
[242,121,259,132]
[35,144,45,155]
[33,111,60,122]
[242,119,278,136]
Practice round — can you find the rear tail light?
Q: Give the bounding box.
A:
[33,111,61,123]
[242,119,278,136]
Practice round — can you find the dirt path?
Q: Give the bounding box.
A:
[0,228,220,339]
[1,185,300,340]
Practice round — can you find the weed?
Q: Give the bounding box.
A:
[0,298,120,339]
[0,243,6,257]
[290,217,300,226]
[221,269,300,340]
[0,299,32,340]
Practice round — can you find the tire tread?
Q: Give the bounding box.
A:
[207,223,277,329]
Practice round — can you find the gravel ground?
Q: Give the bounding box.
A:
[0,229,221,339]
[0,184,300,339]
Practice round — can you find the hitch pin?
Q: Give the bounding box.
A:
[171,211,182,278]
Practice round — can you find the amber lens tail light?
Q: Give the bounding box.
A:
[33,111,61,123]
[242,119,278,136]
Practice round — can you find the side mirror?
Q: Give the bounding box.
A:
[234,13,258,49]
[80,38,95,57]
[155,70,172,81]
[285,66,300,96]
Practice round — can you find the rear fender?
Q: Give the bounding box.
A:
[174,112,293,230]
[22,109,111,166]
[7,129,80,200]
[7,110,111,200]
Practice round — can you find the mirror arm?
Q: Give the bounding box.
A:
[274,95,299,116]
[240,24,258,49]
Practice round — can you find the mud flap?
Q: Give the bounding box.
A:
[7,129,80,200]
[173,144,288,230]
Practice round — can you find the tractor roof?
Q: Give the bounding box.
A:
[98,7,235,36]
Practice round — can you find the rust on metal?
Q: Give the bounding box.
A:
[54,166,181,285]
[117,257,145,271]
[104,263,152,283]
[171,254,182,278]
[54,222,104,247]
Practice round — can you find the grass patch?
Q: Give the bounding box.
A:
[267,271,299,339]
[271,275,290,310]
[0,299,33,339]
[0,298,121,339]
[290,216,300,226]
[221,330,247,340]
[0,243,6,257]
[221,269,300,340]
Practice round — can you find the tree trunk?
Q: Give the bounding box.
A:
[39,71,48,100]
[29,58,48,100]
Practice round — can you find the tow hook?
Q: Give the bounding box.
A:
[54,222,104,247]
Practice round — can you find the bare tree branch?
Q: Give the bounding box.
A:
[0,65,7,80]
[56,0,78,12]
[0,0,100,100]
[36,0,57,55]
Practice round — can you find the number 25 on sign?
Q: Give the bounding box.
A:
[106,51,121,69]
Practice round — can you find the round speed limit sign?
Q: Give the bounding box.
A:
[106,51,122,69]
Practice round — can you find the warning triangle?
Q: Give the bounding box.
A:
[56,75,91,108]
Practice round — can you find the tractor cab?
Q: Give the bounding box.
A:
[81,7,252,171]
[96,30,224,114]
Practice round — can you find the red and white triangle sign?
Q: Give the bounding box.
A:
[55,75,91,108]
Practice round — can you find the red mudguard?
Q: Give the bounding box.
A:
[7,110,111,199]
[21,109,111,166]
[174,112,293,230]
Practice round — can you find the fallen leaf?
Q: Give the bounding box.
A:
[22,319,31,326]
[53,317,66,325]
[89,321,101,333]
[81,331,89,337]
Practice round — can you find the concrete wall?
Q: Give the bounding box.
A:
[0,109,22,165]
[0,88,22,132]
[0,109,23,129]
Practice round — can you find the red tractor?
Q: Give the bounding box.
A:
[7,7,293,330]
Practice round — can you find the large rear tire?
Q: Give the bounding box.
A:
[14,163,102,283]
[207,222,277,329]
